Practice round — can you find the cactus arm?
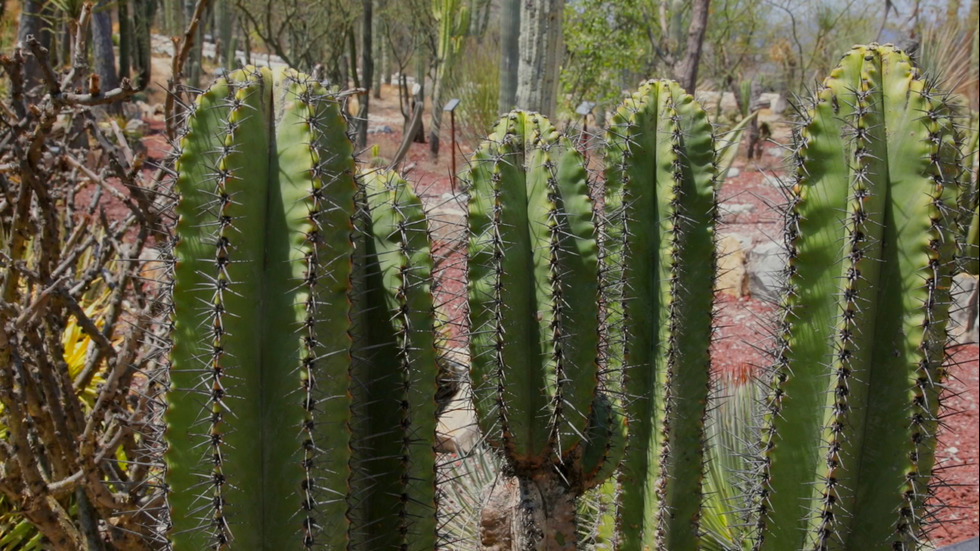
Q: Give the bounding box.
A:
[347,206,406,550]
[606,86,664,549]
[756,46,960,550]
[606,80,714,550]
[465,138,505,446]
[168,77,235,551]
[843,53,958,549]
[362,169,439,550]
[523,114,561,455]
[548,124,602,461]
[269,72,358,548]
[169,69,276,549]
[755,56,860,551]
[659,84,716,548]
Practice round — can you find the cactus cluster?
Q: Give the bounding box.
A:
[163,44,969,550]
[167,67,438,549]
[462,81,717,549]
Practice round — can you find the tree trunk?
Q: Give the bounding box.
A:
[118,0,132,80]
[372,2,383,99]
[481,473,577,551]
[673,0,710,94]
[215,0,237,69]
[16,0,52,92]
[92,0,120,93]
[515,0,563,119]
[498,0,520,113]
[132,0,155,90]
[413,40,427,143]
[185,0,204,89]
[357,0,374,149]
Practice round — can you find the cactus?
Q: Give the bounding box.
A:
[464,110,620,549]
[754,44,962,550]
[167,67,438,549]
[602,79,716,550]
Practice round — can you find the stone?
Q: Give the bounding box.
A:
[949,273,979,345]
[726,167,740,179]
[435,347,479,455]
[427,206,467,245]
[747,240,787,302]
[716,234,748,297]
[718,202,755,223]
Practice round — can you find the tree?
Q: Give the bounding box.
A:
[498,0,520,113]
[428,0,469,156]
[92,0,120,94]
[674,0,710,92]
[515,0,563,118]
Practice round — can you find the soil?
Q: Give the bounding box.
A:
[133,63,978,545]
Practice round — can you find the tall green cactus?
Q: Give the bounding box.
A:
[754,44,962,550]
[465,110,621,549]
[167,67,438,549]
[602,79,716,550]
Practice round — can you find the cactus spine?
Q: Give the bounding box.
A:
[167,67,438,549]
[465,111,618,549]
[755,44,961,550]
[602,79,716,550]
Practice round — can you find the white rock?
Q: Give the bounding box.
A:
[747,240,787,303]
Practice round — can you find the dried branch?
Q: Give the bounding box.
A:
[165,0,214,141]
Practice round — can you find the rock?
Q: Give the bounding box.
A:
[747,240,787,302]
[718,202,755,223]
[435,347,479,455]
[427,206,466,245]
[726,167,740,179]
[762,173,787,188]
[367,124,393,134]
[125,117,148,136]
[771,94,788,114]
[949,273,979,345]
[716,234,748,297]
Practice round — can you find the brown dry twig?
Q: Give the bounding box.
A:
[0,2,210,549]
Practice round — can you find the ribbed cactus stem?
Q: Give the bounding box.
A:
[350,169,439,551]
[168,68,438,549]
[755,44,960,550]
[602,79,716,550]
[466,111,612,549]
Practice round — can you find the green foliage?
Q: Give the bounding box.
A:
[561,0,646,117]
[451,36,501,142]
[755,44,961,550]
[167,67,439,549]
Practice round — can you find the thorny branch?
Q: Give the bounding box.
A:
[0,2,208,549]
